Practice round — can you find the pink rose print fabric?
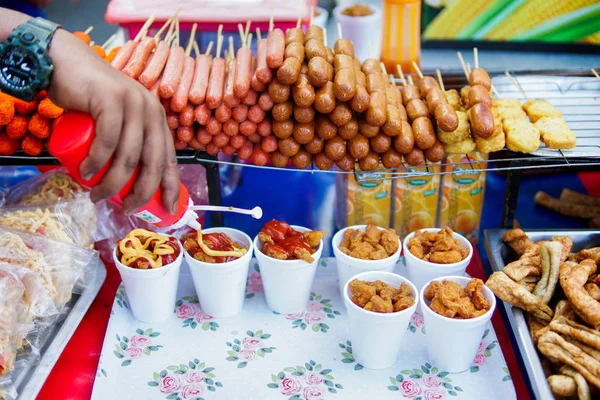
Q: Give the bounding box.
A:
[175,296,220,331]
[226,330,275,368]
[113,328,162,367]
[246,266,263,299]
[408,313,425,334]
[282,293,341,334]
[148,359,222,399]
[470,330,498,373]
[267,360,344,397]
[388,364,463,397]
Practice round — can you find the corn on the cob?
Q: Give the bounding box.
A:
[423,0,494,39]
[581,30,600,44]
[486,0,597,40]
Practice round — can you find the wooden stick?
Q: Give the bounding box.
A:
[135,12,157,42]
[592,68,600,80]
[408,76,414,85]
[102,33,117,50]
[89,41,95,47]
[296,16,302,29]
[269,9,275,32]
[466,63,472,75]
[84,26,93,35]
[337,23,343,40]
[323,28,327,47]
[175,19,180,47]
[216,25,224,59]
[204,41,213,56]
[396,64,407,86]
[492,85,501,99]
[153,10,179,42]
[457,52,469,80]
[244,21,251,43]
[380,62,387,76]
[229,36,234,60]
[256,27,262,41]
[193,41,200,58]
[238,24,246,48]
[473,47,479,69]
[247,33,253,49]
[185,23,197,56]
[436,69,445,91]
[165,17,176,45]
[505,71,528,100]
[309,6,314,26]
[412,61,423,78]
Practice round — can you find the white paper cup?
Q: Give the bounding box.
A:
[254,225,322,314]
[332,225,401,295]
[343,271,418,369]
[420,276,496,372]
[334,4,382,63]
[313,6,329,29]
[184,228,253,319]
[403,228,473,290]
[113,240,183,323]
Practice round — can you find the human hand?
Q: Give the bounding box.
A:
[48,29,180,214]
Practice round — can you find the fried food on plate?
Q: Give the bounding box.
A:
[533,241,563,304]
[504,118,541,153]
[535,191,600,219]
[437,110,470,144]
[547,374,577,397]
[550,317,600,353]
[522,99,562,122]
[424,278,490,319]
[538,331,600,390]
[339,224,400,260]
[554,300,579,322]
[527,314,549,345]
[258,220,325,262]
[442,136,476,154]
[534,117,576,150]
[559,365,592,400]
[349,279,415,313]
[503,228,535,257]
[486,271,553,321]
[408,227,469,264]
[575,247,600,264]
[561,189,600,207]
[560,259,600,329]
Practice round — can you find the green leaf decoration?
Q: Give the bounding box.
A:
[175,300,183,307]
[278,372,285,380]
[226,342,232,347]
[437,371,449,377]
[153,372,160,381]
[334,311,341,315]
[166,392,178,399]
[421,365,430,374]
[355,364,363,371]
[261,334,271,339]
[483,329,490,338]
[443,383,453,390]
[160,370,167,378]
[247,330,255,337]
[256,330,263,337]
[113,351,124,359]
[324,380,334,387]
[454,386,463,391]
[183,318,194,324]
[291,372,303,376]
[148,346,160,351]
[449,391,457,396]
[502,375,512,382]
[227,351,238,357]
[409,326,416,333]
[387,386,399,391]
[335,383,343,389]
[267,383,279,389]
[121,359,132,367]
[198,362,205,370]
[208,386,216,392]
[431,367,439,374]
[116,334,120,341]
[234,339,241,345]
[296,366,306,373]
[325,374,334,380]
[341,352,352,359]
[120,342,127,350]
[257,350,265,357]
[144,348,151,356]
[425,362,432,369]
[203,367,214,373]
[314,364,322,372]
[215,382,223,387]
[305,363,313,371]
[149,332,160,337]
[136,329,144,335]
[201,323,210,331]
[226,357,238,361]
[470,366,479,373]
[320,369,332,375]
[271,374,279,383]
[328,388,337,394]
[147,381,159,387]
[179,364,188,372]
[237,362,247,368]
[190,322,198,329]
[205,378,214,385]
[401,370,412,375]
[341,359,353,363]
[290,395,300,400]
[189,361,196,369]
[396,374,404,382]
[338,343,345,349]
[484,350,492,357]
[174,370,185,375]
[262,348,273,353]
[300,323,307,330]
[320,323,330,329]
[323,308,332,313]
[389,377,397,385]
[167,365,179,371]
[312,324,320,332]
[283,368,295,373]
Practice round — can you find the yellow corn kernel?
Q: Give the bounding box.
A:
[423,0,493,39]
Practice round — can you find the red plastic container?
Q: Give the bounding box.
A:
[49,112,190,228]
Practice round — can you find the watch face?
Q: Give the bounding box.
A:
[0,46,39,90]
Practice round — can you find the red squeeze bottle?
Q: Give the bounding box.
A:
[49,112,198,229]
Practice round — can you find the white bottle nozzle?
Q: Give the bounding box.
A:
[188,205,263,219]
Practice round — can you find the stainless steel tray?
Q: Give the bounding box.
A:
[11,256,106,399]
[484,229,600,400]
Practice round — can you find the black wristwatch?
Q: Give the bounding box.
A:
[0,18,60,101]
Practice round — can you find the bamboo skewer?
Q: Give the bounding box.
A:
[247,33,253,49]
[215,25,224,59]
[412,61,423,79]
[229,37,234,61]
[492,85,501,99]
[192,41,200,58]
[309,6,314,26]
[269,10,275,32]
[505,71,529,100]
[101,34,116,50]
[396,64,407,86]
[84,26,93,35]
[296,16,302,29]
[185,23,197,56]
[205,41,213,56]
[457,51,469,80]
[436,69,445,92]
[592,68,600,80]
[238,24,247,48]
[473,47,479,69]
[256,27,262,41]
[153,10,179,42]
[337,23,343,40]
[89,41,95,47]
[135,12,157,42]
[466,63,472,76]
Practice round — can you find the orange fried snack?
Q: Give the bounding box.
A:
[6,115,29,140]
[339,224,400,260]
[349,279,415,313]
[424,278,490,319]
[408,227,469,264]
[38,98,64,119]
[21,134,44,156]
[28,112,51,139]
[258,220,325,262]
[0,133,19,156]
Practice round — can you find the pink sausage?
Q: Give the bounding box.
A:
[233,48,253,99]
[206,58,226,109]
[170,56,196,112]
[188,54,212,105]
[110,40,137,70]
[266,29,285,69]
[139,41,169,89]
[122,37,156,79]
[159,46,186,99]
[255,38,272,84]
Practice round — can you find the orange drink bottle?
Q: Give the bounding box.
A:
[381,0,422,74]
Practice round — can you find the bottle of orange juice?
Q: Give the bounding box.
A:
[381,0,422,74]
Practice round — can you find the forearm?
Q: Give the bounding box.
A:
[0,8,31,41]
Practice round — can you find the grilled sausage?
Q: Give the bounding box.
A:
[329,101,353,127]
[268,78,290,104]
[413,117,436,149]
[291,149,312,169]
[278,137,301,156]
[294,105,315,124]
[272,101,294,121]
[314,81,336,114]
[324,136,347,161]
[292,74,316,107]
[394,120,415,154]
[358,150,380,171]
[468,102,495,138]
[348,134,370,159]
[314,152,334,170]
[266,28,285,69]
[315,114,338,140]
[292,122,315,144]
[272,119,294,139]
[338,120,359,140]
[434,103,459,132]
[381,148,403,169]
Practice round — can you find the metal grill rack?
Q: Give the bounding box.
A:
[1,71,598,227]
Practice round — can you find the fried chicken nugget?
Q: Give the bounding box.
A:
[486,271,553,322]
[349,279,376,307]
[365,295,394,313]
[380,229,400,256]
[258,231,274,245]
[547,375,577,397]
[294,248,314,263]
[370,244,388,260]
[465,278,491,311]
[303,230,325,248]
[363,224,381,246]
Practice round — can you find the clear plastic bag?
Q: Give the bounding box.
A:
[0,271,27,379]
[0,227,96,308]
[3,169,85,207]
[0,199,99,249]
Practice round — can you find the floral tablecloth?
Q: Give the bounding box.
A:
[91,258,516,400]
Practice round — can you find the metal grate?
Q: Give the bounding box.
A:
[1,72,598,181]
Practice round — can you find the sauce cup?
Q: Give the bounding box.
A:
[184,227,253,318]
[254,225,323,314]
[113,239,183,323]
[343,271,418,369]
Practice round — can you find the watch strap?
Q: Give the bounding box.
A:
[13,18,61,47]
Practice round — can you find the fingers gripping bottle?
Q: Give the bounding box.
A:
[48,112,200,230]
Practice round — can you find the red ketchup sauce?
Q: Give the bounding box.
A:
[117,235,180,268]
[260,220,313,259]
[183,232,243,263]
